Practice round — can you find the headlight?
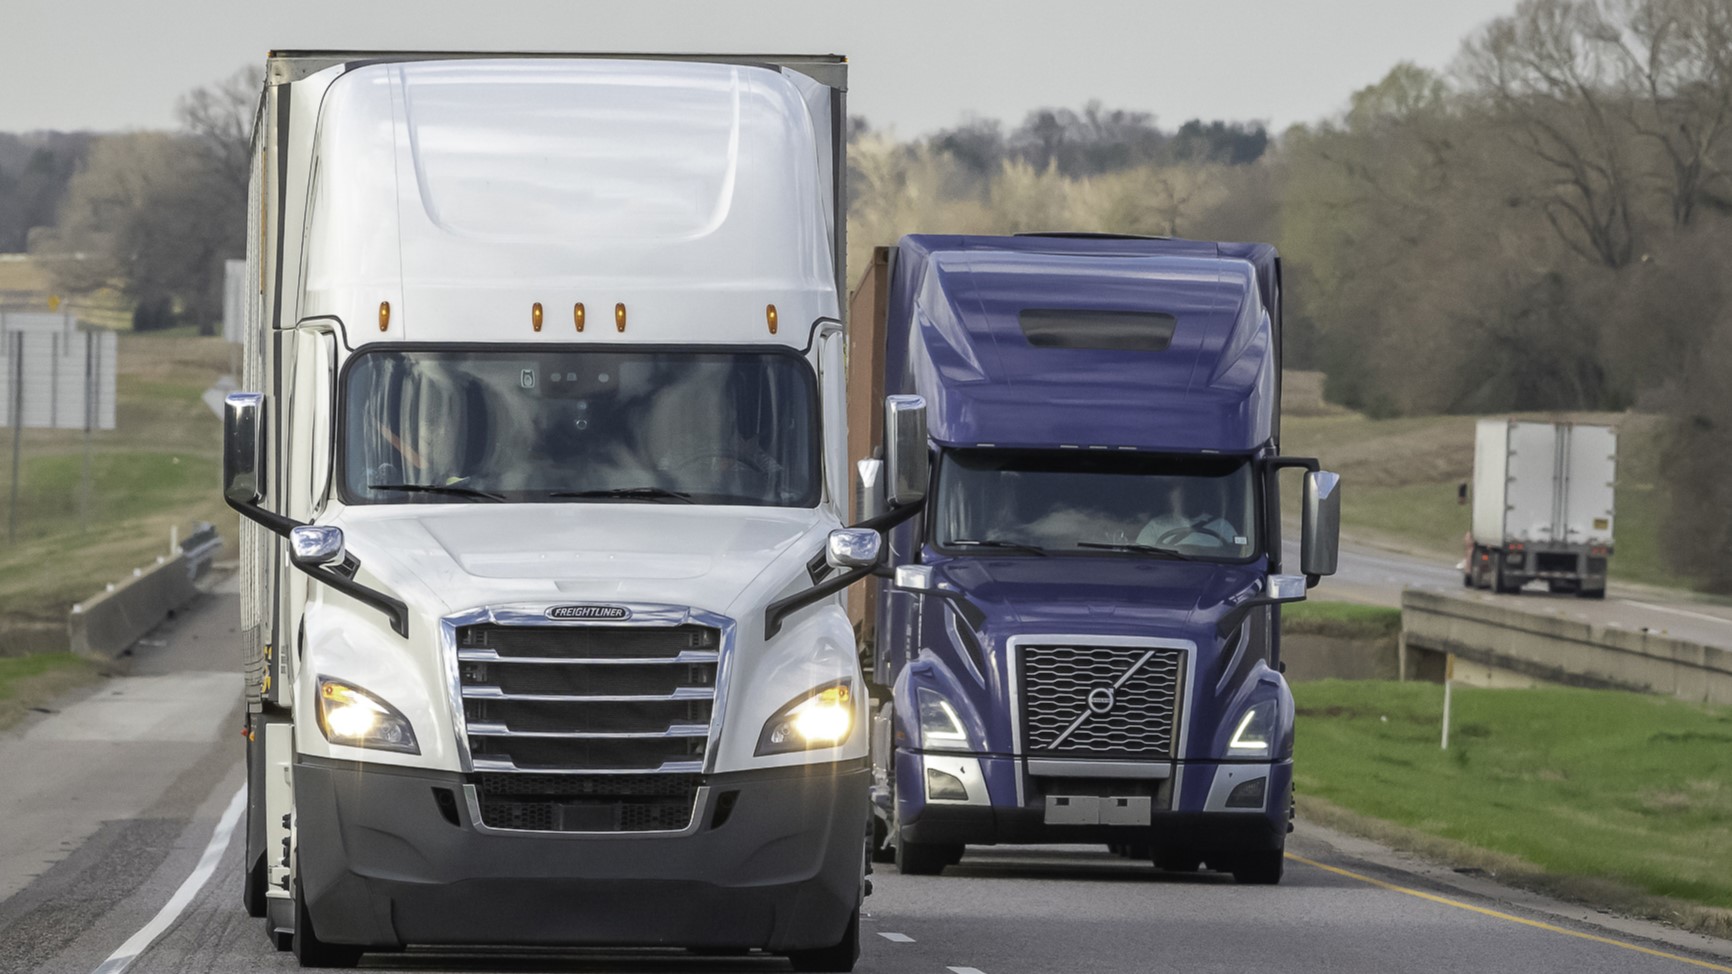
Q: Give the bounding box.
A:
[755,680,854,756]
[316,678,419,754]
[1227,700,1276,758]
[917,687,969,749]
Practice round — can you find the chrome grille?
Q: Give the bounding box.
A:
[455,622,720,832]
[1020,644,1185,759]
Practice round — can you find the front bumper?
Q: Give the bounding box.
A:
[295,756,867,950]
[900,752,1290,855]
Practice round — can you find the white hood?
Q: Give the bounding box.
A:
[329,502,832,619]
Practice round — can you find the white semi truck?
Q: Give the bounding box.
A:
[1464,419,1616,598]
[224,51,883,970]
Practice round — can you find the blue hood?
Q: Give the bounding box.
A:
[936,556,1260,634]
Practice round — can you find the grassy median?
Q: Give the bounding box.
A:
[1293,680,1732,913]
[0,653,96,728]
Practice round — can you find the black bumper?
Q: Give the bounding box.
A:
[904,805,1285,854]
[295,757,867,950]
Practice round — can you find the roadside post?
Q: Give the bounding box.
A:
[1441,652,1456,750]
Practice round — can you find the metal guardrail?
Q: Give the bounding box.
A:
[1400,588,1732,707]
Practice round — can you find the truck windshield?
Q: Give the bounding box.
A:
[341,348,819,507]
[932,450,1258,560]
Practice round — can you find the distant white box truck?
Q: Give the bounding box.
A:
[223,51,879,971]
[1464,419,1616,598]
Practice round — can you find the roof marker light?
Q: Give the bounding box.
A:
[532,303,543,332]
[378,301,390,332]
[767,303,779,334]
[573,303,585,332]
[615,303,627,333]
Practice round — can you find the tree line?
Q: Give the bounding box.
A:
[847,0,1732,590]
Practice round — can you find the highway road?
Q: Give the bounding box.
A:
[3,575,1731,974]
[1289,537,1732,649]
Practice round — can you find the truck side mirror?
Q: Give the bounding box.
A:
[855,459,886,523]
[884,395,929,508]
[826,527,882,570]
[223,392,266,505]
[289,524,347,569]
[1301,470,1341,577]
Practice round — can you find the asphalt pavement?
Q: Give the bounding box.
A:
[3,572,1731,974]
[1288,537,1732,649]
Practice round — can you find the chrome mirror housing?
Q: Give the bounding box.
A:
[826,527,882,570]
[223,392,265,505]
[1301,470,1342,577]
[1265,573,1308,602]
[893,564,933,592]
[289,525,347,570]
[884,395,929,508]
[855,458,886,523]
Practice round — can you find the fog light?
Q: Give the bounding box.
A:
[927,767,968,801]
[1226,776,1268,809]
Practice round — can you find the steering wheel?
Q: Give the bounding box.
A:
[1155,515,1236,548]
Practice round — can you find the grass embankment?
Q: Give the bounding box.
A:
[1280,407,1691,591]
[1281,600,1401,640]
[0,653,95,728]
[1295,680,1732,925]
[0,330,233,654]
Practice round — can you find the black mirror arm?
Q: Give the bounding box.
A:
[225,495,304,538]
[1217,596,1286,639]
[765,500,926,640]
[288,560,410,638]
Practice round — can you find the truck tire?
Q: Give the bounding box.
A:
[293,860,362,969]
[1230,848,1285,885]
[1493,564,1521,595]
[869,815,895,864]
[1154,853,1201,873]
[895,833,955,876]
[785,906,860,972]
[1578,586,1606,600]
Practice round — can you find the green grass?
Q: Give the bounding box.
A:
[1295,680,1732,908]
[1282,600,1401,639]
[0,653,96,728]
[0,332,234,641]
[1281,410,1697,592]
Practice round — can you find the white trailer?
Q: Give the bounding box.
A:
[223,51,887,971]
[1466,419,1616,598]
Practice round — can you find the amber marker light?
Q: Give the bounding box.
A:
[378,301,390,332]
[767,303,778,334]
[532,302,544,332]
[615,302,627,332]
[573,302,585,332]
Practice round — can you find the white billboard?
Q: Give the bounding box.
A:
[0,312,117,431]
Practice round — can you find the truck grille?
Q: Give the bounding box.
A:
[1020,644,1185,760]
[454,622,720,832]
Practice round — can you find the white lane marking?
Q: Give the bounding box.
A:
[878,932,915,943]
[948,968,987,974]
[1622,600,1732,626]
[90,785,245,974]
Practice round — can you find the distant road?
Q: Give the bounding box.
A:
[1293,538,1732,650]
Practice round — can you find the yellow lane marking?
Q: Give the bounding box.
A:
[1287,854,1732,974]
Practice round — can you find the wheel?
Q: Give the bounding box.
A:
[293,864,362,968]
[869,815,895,864]
[785,907,860,972]
[1493,563,1521,594]
[1547,580,1578,594]
[1462,572,1474,588]
[1230,848,1285,885]
[1578,586,1606,600]
[1154,854,1201,873]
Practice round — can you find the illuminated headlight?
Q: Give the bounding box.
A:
[316,678,419,754]
[1227,700,1276,758]
[917,687,969,749]
[756,680,854,756]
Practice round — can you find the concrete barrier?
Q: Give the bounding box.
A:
[1401,588,1732,706]
[67,551,199,661]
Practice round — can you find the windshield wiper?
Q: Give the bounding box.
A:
[948,538,1049,556]
[367,482,504,502]
[1076,541,1193,560]
[549,486,695,504]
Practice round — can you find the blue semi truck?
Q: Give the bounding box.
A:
[846,234,1341,883]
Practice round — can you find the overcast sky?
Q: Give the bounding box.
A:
[2,0,1520,136]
